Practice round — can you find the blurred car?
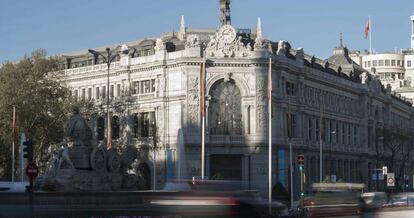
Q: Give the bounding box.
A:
[361,192,387,210]
[0,181,29,192]
[234,190,289,217]
[163,182,192,192]
[304,183,364,217]
[384,192,414,208]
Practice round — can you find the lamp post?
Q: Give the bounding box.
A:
[88,48,119,149]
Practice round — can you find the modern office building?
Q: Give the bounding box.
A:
[59,1,414,197]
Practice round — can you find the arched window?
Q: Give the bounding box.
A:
[97,116,105,140]
[209,79,242,135]
[112,116,120,139]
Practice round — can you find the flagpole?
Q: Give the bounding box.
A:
[369,16,372,54]
[12,106,15,182]
[201,57,206,180]
[268,57,272,216]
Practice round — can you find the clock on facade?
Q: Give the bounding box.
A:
[218,24,237,44]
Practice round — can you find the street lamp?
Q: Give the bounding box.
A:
[88,48,119,150]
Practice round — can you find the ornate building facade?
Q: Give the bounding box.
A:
[60,1,414,197]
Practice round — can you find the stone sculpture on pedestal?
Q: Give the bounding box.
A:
[35,106,142,192]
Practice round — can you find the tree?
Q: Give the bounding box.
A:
[381,126,414,189]
[0,49,76,180]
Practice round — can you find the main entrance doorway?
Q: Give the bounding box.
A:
[210,155,242,180]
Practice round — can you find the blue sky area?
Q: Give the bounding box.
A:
[1,0,414,63]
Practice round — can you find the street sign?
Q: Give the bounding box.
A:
[331,175,337,183]
[371,173,384,180]
[25,163,38,179]
[382,166,387,175]
[387,173,395,187]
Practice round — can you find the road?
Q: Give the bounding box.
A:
[361,208,414,218]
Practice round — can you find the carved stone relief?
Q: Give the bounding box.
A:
[256,105,267,131]
[185,34,200,48]
[157,75,166,97]
[206,25,253,58]
[256,76,268,131]
[256,77,267,106]
[187,76,200,132]
[254,36,269,50]
[154,38,164,51]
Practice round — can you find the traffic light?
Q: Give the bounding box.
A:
[23,140,33,163]
[297,154,305,171]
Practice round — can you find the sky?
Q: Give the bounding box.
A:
[1,0,414,63]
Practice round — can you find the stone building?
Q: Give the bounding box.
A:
[60,1,414,197]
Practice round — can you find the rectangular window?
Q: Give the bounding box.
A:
[368,61,371,68]
[308,118,312,141]
[117,84,121,97]
[336,123,339,144]
[342,123,346,145]
[81,88,86,100]
[329,121,333,143]
[96,87,100,99]
[348,125,351,145]
[385,60,390,66]
[353,126,357,145]
[397,60,401,66]
[285,81,296,96]
[408,60,412,67]
[88,88,92,100]
[140,111,156,138]
[110,85,114,98]
[133,81,139,94]
[378,60,384,66]
[102,86,106,99]
[315,119,320,141]
[151,79,156,92]
[74,90,78,101]
[144,80,151,93]
[391,60,396,66]
[140,81,145,93]
[286,113,296,138]
[372,60,377,67]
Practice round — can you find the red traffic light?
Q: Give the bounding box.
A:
[297,154,305,169]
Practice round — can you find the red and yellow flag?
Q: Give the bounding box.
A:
[364,17,371,39]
